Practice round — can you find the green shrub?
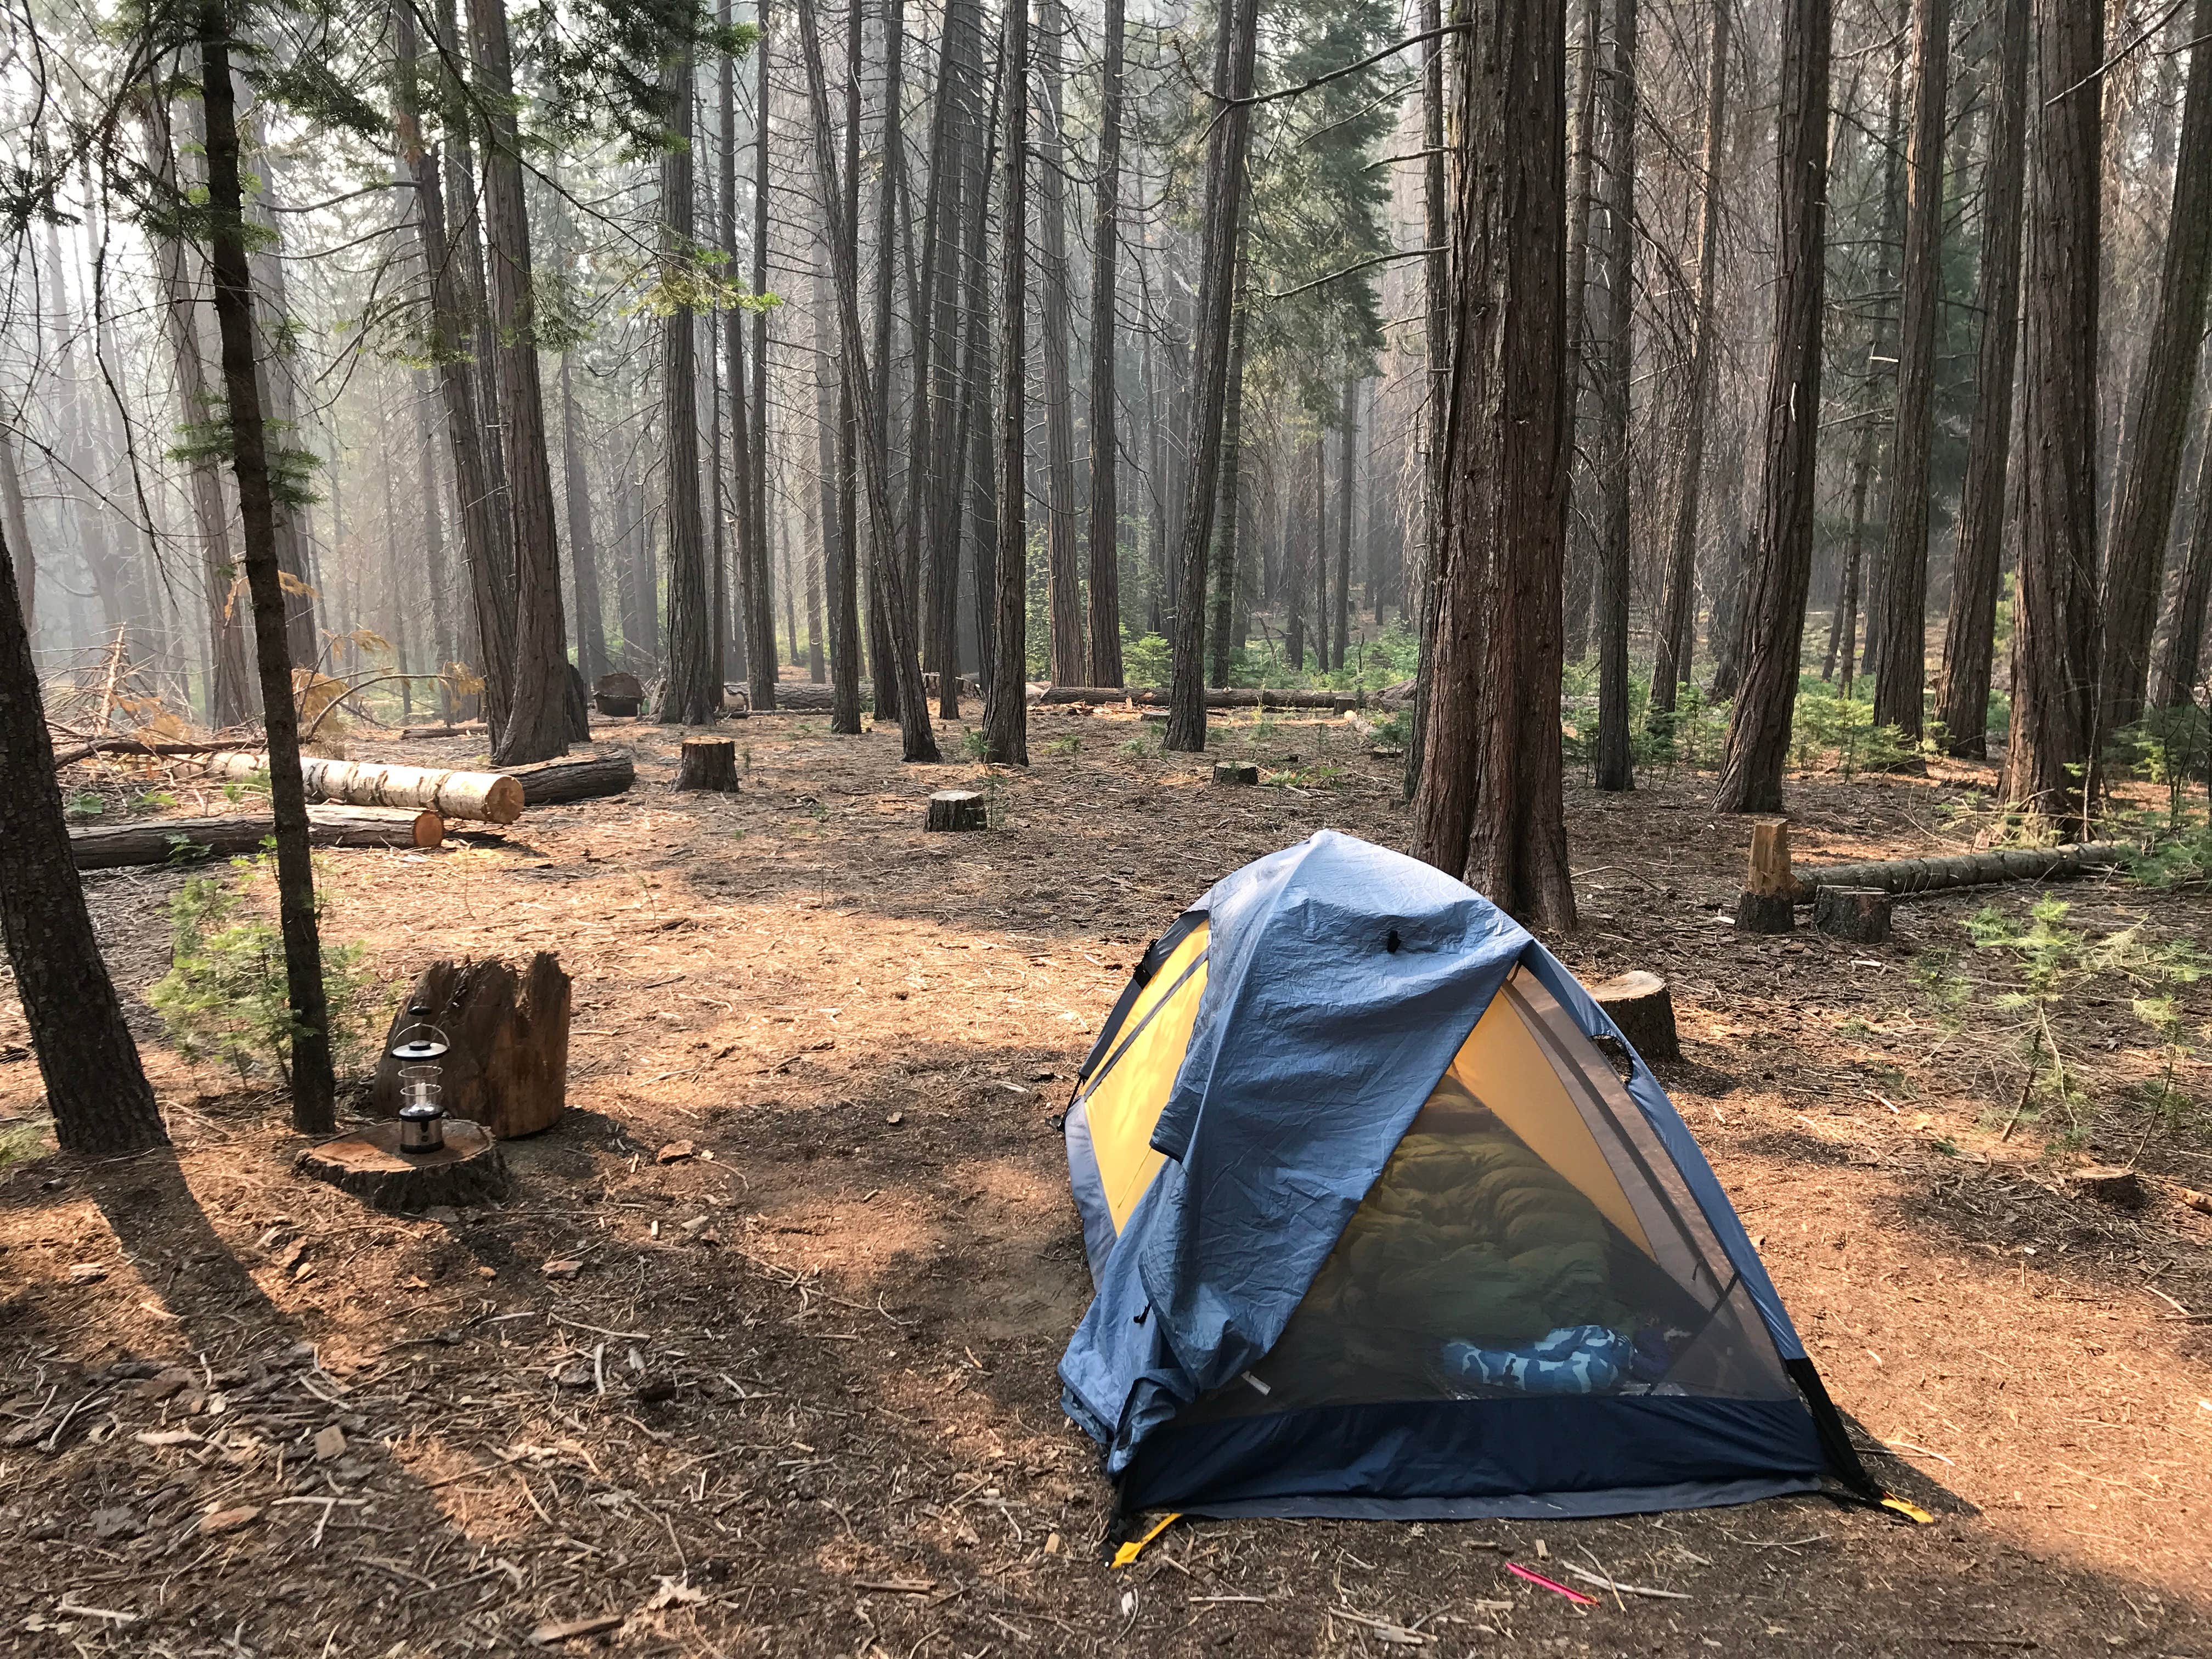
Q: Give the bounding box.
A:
[148,856,387,1085]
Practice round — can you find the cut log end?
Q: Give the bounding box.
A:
[675,737,740,792]
[1590,970,1679,1062]
[2066,1165,2146,1210]
[926,790,988,832]
[1814,885,1893,943]
[1734,889,1797,934]
[297,1119,509,1212]
[1212,763,1259,786]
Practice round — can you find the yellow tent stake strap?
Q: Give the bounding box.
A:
[1881,1494,1936,1525]
[1110,1511,1183,1568]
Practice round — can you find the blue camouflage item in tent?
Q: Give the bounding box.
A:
[1059,831,1887,1522]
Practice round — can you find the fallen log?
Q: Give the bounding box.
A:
[52,736,241,769]
[496,753,636,806]
[1801,841,2132,896]
[200,751,524,823]
[71,806,443,870]
[1034,685,1367,712]
[398,721,490,740]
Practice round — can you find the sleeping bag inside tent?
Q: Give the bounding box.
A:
[1059,831,1886,1525]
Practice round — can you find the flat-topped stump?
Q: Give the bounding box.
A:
[675,736,740,792]
[297,1118,508,1212]
[1590,970,1679,1062]
[927,790,988,832]
[1814,885,1893,943]
[1212,763,1259,786]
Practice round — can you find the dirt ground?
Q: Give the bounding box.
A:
[3,695,2210,1658]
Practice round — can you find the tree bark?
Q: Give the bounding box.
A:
[198,3,336,1133]
[1085,0,1128,689]
[558,354,612,686]
[394,0,514,740]
[654,32,715,726]
[1649,0,1730,714]
[1404,0,1453,799]
[0,436,31,630]
[1208,251,1251,688]
[868,0,911,721]
[720,0,771,715]
[2098,0,2212,731]
[1038,0,1085,682]
[1714,0,1831,815]
[751,0,777,710]
[1870,0,1951,740]
[1935,0,2028,756]
[2151,433,2212,708]
[1334,371,1354,671]
[470,0,573,765]
[793,0,940,761]
[71,806,444,869]
[0,513,165,1153]
[1590,0,1636,792]
[986,0,1030,766]
[1410,0,1577,930]
[1557,0,1602,667]
[1165,0,1261,753]
[2002,0,2102,834]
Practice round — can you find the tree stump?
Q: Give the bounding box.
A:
[926,790,988,832]
[594,672,644,717]
[1212,763,1259,786]
[2066,1165,2145,1210]
[1590,971,1679,1062]
[298,1118,508,1212]
[675,737,740,792]
[1813,885,1893,943]
[1736,818,1802,933]
[370,955,571,1137]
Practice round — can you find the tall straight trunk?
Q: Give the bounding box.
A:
[1715,0,1832,814]
[1410,0,1576,929]
[961,19,1007,696]
[868,0,911,720]
[2152,435,2212,706]
[1037,0,1085,681]
[2099,0,2212,730]
[1207,251,1250,687]
[1404,0,1458,794]
[416,374,456,715]
[145,100,252,725]
[655,35,715,725]
[1829,431,1875,691]
[558,354,611,685]
[1165,0,1261,751]
[723,0,770,712]
[1142,309,1165,636]
[0,513,165,1154]
[1558,0,1602,664]
[1334,375,1355,669]
[1870,0,1951,739]
[1936,0,2028,755]
[2004,0,2103,832]
[1085,0,1128,687]
[985,0,1029,764]
[1591,0,1636,792]
[1285,452,1310,670]
[1,437,32,628]
[399,0,515,731]
[470,0,573,761]
[1314,429,1331,671]
[751,0,776,709]
[814,259,861,729]
[794,0,940,761]
[1649,0,1730,713]
[198,5,335,1133]
[802,472,826,678]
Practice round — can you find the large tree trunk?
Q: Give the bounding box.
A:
[2151,436,2212,707]
[1208,253,1251,688]
[1715,0,1832,814]
[960,18,1006,702]
[720,0,770,715]
[909,0,969,718]
[0,515,165,1154]
[1650,0,1730,714]
[654,33,715,726]
[1870,0,1951,740]
[868,0,911,724]
[1085,0,1128,689]
[751,0,777,710]
[1935,0,2028,756]
[0,437,31,629]
[1037,0,1085,683]
[198,4,335,1134]
[1165,0,1261,753]
[2002,0,2102,834]
[793,0,940,761]
[2098,0,2212,731]
[1590,0,1637,793]
[1410,0,1577,931]
[1333,373,1354,671]
[394,0,514,738]
[985,0,1029,765]
[558,354,612,686]
[1558,0,1602,667]
[144,100,252,727]
[1404,0,1455,798]
[471,0,573,764]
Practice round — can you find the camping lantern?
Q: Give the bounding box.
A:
[389,1003,450,1155]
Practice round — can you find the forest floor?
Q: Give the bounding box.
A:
[3,691,2210,1658]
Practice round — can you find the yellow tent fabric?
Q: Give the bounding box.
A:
[1082,922,1209,1229]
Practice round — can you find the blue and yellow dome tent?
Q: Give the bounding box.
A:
[1061,831,1900,1539]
